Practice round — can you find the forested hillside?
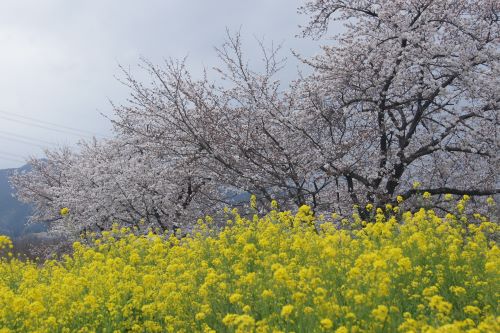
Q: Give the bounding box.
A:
[0,166,44,238]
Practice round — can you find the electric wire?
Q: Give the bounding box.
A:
[0,109,107,137]
[0,134,50,149]
[0,130,59,147]
[0,150,28,159]
[0,114,97,138]
[0,109,109,166]
[0,155,25,164]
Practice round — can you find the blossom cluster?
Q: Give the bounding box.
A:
[0,202,498,332]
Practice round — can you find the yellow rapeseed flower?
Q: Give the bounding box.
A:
[463,305,481,316]
[281,305,294,317]
[60,207,70,216]
[0,203,497,332]
[320,318,333,329]
[229,293,243,304]
[372,305,388,322]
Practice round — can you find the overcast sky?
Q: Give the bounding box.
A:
[0,0,330,169]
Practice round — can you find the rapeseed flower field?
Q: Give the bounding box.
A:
[0,199,498,332]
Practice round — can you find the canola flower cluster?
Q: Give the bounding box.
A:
[0,200,499,332]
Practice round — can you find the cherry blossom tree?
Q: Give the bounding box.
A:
[112,0,499,214]
[11,139,214,236]
[295,0,500,212]
[111,35,321,210]
[11,0,499,235]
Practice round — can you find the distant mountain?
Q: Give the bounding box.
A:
[0,165,46,238]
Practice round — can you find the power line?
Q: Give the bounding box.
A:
[0,134,49,149]
[0,109,107,137]
[0,155,25,164]
[0,150,29,159]
[0,114,95,138]
[0,130,59,147]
